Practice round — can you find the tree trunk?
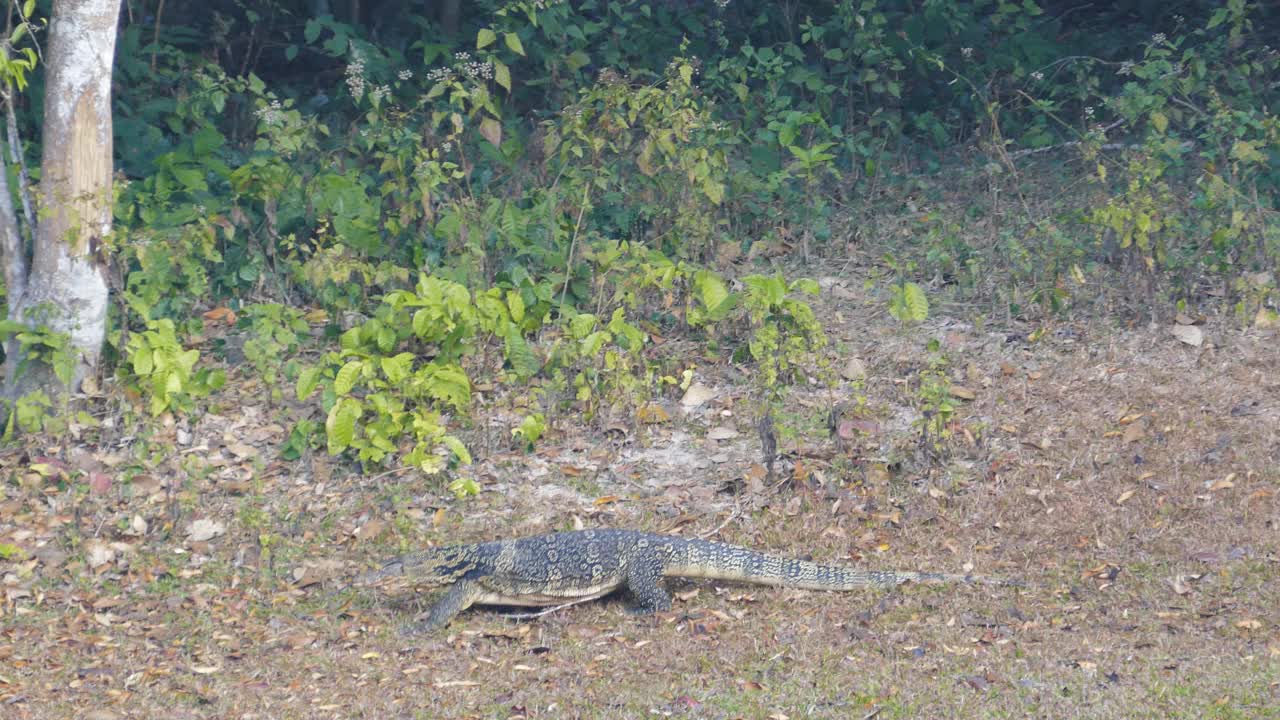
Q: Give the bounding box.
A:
[3,0,121,404]
[440,0,461,37]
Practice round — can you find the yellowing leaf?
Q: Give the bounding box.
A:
[479,117,502,147]
[504,32,525,56]
[637,403,670,424]
[493,61,512,92]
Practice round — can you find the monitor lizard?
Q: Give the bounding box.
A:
[360,528,1020,633]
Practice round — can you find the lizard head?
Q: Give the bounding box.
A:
[373,546,478,588]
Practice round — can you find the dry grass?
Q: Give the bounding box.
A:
[2,260,1278,720]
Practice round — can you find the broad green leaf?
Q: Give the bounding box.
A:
[793,278,821,295]
[581,330,610,356]
[566,50,590,71]
[569,313,598,339]
[890,282,930,324]
[690,271,736,324]
[477,28,497,49]
[504,32,525,56]
[339,327,362,351]
[441,435,472,465]
[132,348,154,375]
[703,179,724,205]
[506,290,526,323]
[334,360,363,395]
[494,61,512,92]
[376,325,396,353]
[381,352,415,384]
[744,274,787,308]
[1231,140,1263,164]
[503,328,539,379]
[421,363,471,410]
[326,398,361,454]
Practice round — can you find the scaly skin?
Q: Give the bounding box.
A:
[362,528,1019,633]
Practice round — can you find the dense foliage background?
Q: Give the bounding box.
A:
[4,0,1278,468]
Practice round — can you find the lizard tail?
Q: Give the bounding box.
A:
[666,538,1022,590]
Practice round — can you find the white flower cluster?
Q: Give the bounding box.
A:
[463,60,494,80]
[1151,33,1166,44]
[714,0,730,8]
[598,67,626,85]
[256,99,284,124]
[427,67,455,83]
[961,47,974,59]
[1117,61,1134,76]
[370,84,391,104]
[1031,71,1043,81]
[398,69,414,81]
[346,46,367,99]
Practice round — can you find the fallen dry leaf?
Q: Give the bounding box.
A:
[680,382,716,407]
[1207,475,1235,492]
[1169,573,1202,595]
[1122,423,1145,443]
[188,519,227,543]
[637,403,670,424]
[88,472,112,494]
[202,307,237,324]
[707,425,740,440]
[85,541,115,569]
[840,357,866,380]
[354,519,387,543]
[1170,324,1203,347]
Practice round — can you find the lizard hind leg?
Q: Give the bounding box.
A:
[623,556,672,615]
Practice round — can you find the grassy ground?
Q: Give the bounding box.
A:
[2,256,1278,719]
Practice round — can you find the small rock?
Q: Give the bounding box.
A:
[188,519,227,543]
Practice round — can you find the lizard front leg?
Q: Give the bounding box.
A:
[623,555,672,615]
[402,580,482,635]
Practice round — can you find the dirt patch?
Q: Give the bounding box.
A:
[2,269,1278,719]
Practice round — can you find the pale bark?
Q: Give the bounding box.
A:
[0,144,22,305]
[3,0,121,401]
